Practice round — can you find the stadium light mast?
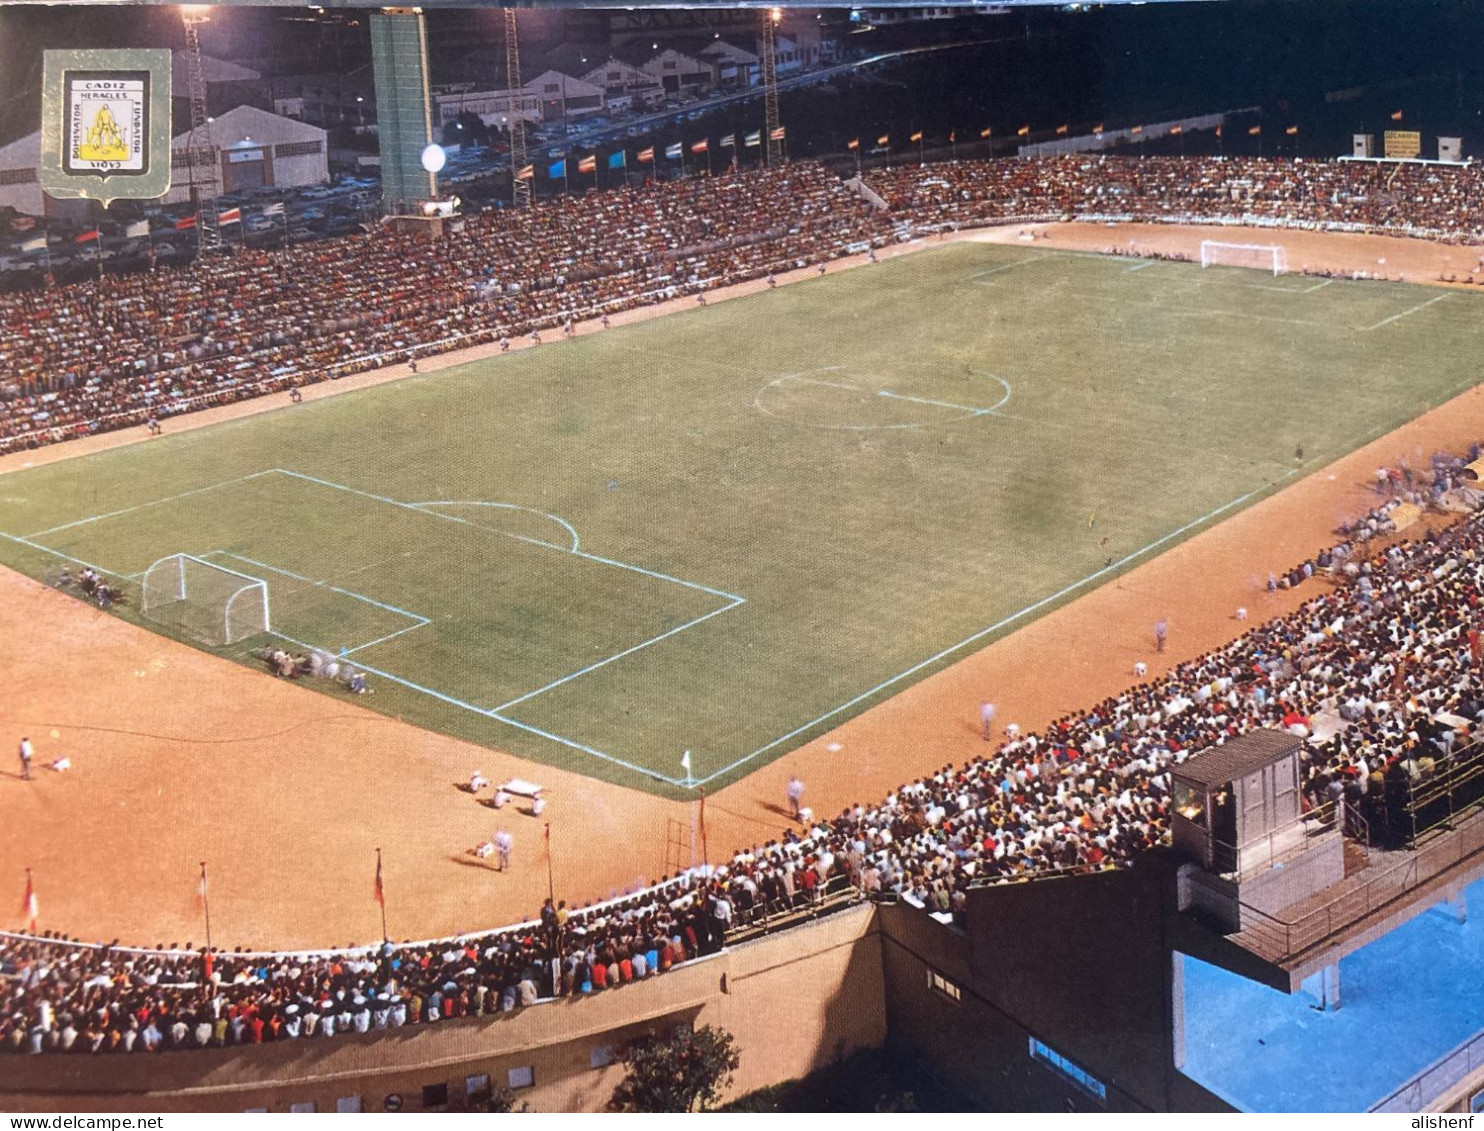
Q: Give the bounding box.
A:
[505,8,531,207]
[762,7,783,167]
[180,5,222,255]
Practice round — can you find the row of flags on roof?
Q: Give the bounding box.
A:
[16,202,290,254]
[516,127,788,181]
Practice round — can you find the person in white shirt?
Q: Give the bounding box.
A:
[494,829,514,872]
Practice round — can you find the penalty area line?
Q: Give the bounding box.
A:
[693,470,1297,788]
[261,630,690,787]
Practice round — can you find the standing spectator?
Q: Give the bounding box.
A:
[18,736,32,781]
[786,774,804,821]
[1155,619,1168,654]
[980,701,996,741]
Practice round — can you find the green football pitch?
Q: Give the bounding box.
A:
[3,243,1482,796]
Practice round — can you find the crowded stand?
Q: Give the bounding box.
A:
[12,155,1484,453]
[0,163,889,453]
[10,152,1484,1053]
[7,438,1484,1053]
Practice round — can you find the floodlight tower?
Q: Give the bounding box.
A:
[505,7,530,207]
[762,7,783,166]
[180,5,222,254]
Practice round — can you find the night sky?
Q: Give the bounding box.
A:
[3,1,1484,155]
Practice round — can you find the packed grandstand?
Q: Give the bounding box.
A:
[6,152,1484,1055]
[8,154,1484,454]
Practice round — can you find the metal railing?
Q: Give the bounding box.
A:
[1371,1028,1484,1113]
[1235,808,1484,961]
[1205,799,1345,879]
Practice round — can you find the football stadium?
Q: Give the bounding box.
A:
[5,0,1484,1115]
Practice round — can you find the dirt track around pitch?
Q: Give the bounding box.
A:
[4,220,1483,949]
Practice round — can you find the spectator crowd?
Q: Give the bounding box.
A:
[7,438,1484,1053]
[11,155,1484,453]
[0,163,887,453]
[8,153,1484,1055]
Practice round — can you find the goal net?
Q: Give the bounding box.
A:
[1199,240,1288,276]
[140,553,269,646]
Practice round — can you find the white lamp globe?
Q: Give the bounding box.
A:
[420,143,447,173]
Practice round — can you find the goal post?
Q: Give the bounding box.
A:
[141,553,269,646]
[1199,240,1288,276]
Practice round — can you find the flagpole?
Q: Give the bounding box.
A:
[698,786,709,869]
[199,861,213,953]
[544,822,555,906]
[376,847,388,943]
[23,867,35,932]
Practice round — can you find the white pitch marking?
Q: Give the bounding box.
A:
[1363,292,1452,332]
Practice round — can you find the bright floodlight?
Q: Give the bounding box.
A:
[420,143,447,173]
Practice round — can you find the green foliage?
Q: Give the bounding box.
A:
[610,1024,740,1113]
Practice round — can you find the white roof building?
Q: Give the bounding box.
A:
[0,131,44,217]
[169,52,262,99]
[165,105,328,204]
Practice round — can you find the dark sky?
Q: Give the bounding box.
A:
[4,2,1484,149]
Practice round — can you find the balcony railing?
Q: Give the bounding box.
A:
[1235,807,1484,962]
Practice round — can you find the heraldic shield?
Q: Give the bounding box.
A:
[40,49,172,207]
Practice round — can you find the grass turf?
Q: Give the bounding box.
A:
[3,243,1481,797]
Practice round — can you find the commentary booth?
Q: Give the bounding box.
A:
[1172,729,1344,931]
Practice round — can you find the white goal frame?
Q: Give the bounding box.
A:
[1199,240,1288,276]
[140,552,270,646]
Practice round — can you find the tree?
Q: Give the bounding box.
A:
[610,1024,741,1113]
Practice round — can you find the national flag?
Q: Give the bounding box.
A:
[770,126,786,141]
[548,159,566,179]
[608,150,627,170]
[949,131,956,143]
[637,147,655,163]
[665,142,682,160]
[681,749,692,776]
[74,229,99,244]
[877,134,889,146]
[1215,125,1223,138]
[691,139,708,154]
[515,164,535,181]
[1055,124,1069,135]
[1130,126,1143,136]
[1016,125,1030,137]
[197,862,209,909]
[979,128,992,139]
[263,202,285,217]
[1285,125,1298,136]
[847,138,860,150]
[373,853,385,908]
[1248,125,1261,136]
[1093,123,1104,134]
[744,131,762,148]
[1390,110,1404,121]
[19,237,46,253]
[217,207,241,225]
[124,220,150,239]
[21,870,37,932]
[910,130,923,142]
[578,154,597,174]
[1168,125,1182,136]
[721,133,736,148]
[175,215,198,231]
